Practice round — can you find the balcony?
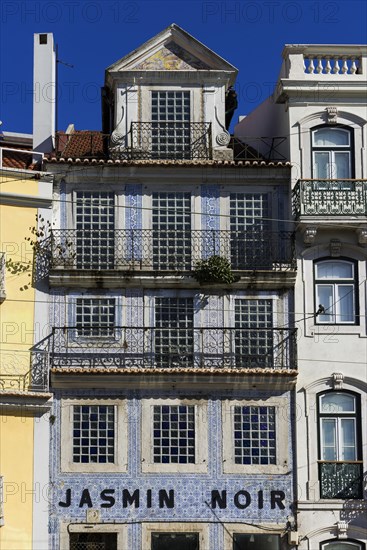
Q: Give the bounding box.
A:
[50,229,295,274]
[51,327,297,371]
[319,461,364,499]
[293,179,367,218]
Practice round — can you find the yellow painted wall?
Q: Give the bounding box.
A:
[0,413,34,550]
[0,174,39,549]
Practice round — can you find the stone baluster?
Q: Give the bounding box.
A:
[316,56,323,74]
[307,57,315,74]
[350,57,357,74]
[325,56,332,74]
[332,57,340,74]
[341,56,348,74]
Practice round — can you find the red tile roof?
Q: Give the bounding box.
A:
[1,149,40,170]
[56,131,105,158]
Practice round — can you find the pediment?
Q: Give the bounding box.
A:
[134,41,210,71]
[107,23,237,76]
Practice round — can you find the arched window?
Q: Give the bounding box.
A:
[314,259,357,324]
[321,540,364,550]
[312,127,353,179]
[318,391,363,499]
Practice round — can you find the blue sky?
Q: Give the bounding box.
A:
[1,0,366,135]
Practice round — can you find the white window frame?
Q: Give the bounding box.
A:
[222,398,289,474]
[142,522,208,550]
[141,398,208,473]
[314,259,357,325]
[321,541,364,550]
[312,127,353,180]
[60,399,128,473]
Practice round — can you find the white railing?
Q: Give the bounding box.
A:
[304,55,361,75]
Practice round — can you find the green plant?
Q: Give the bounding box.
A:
[193,255,236,284]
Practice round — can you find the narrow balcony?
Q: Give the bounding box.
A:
[51,326,297,371]
[293,179,367,224]
[319,461,364,499]
[50,229,295,274]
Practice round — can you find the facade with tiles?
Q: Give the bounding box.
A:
[42,25,298,550]
[236,45,367,549]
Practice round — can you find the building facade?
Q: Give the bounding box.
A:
[44,25,298,550]
[0,132,52,549]
[236,45,367,549]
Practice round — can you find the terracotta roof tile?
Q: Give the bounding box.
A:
[56,131,105,158]
[51,366,297,376]
[1,149,41,171]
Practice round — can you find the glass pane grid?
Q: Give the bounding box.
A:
[234,299,273,367]
[76,192,115,269]
[155,297,193,367]
[151,91,191,158]
[153,193,191,269]
[153,405,195,464]
[72,405,115,464]
[233,405,276,465]
[76,298,115,337]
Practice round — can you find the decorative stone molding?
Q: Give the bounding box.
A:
[336,520,348,539]
[216,131,231,146]
[86,509,100,523]
[356,228,367,246]
[330,239,342,257]
[325,106,338,124]
[303,227,318,245]
[332,372,344,390]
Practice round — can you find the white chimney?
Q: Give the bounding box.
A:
[33,33,56,153]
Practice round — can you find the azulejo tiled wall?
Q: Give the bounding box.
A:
[49,388,295,548]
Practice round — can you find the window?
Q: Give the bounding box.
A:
[312,127,352,179]
[153,404,195,464]
[76,297,115,337]
[72,405,115,464]
[230,193,271,269]
[155,297,193,367]
[151,533,199,550]
[232,534,280,550]
[315,260,357,324]
[76,191,115,269]
[233,405,276,465]
[321,541,364,550]
[141,399,207,473]
[151,91,191,159]
[61,399,127,473]
[318,391,363,499]
[234,299,273,368]
[152,192,191,270]
[70,532,117,550]
[222,398,288,475]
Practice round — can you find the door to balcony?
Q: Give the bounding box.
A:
[151,91,191,159]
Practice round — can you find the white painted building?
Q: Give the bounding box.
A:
[236,45,367,549]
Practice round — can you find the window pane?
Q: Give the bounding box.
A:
[72,405,115,463]
[152,533,199,550]
[320,393,356,413]
[337,285,354,323]
[316,284,334,323]
[333,152,351,179]
[340,418,356,460]
[321,419,337,460]
[233,405,276,465]
[313,128,350,146]
[152,404,195,464]
[314,152,330,179]
[315,261,353,279]
[233,534,280,550]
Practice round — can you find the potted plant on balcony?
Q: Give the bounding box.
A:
[193,255,237,284]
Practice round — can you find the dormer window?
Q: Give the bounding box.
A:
[151,91,191,159]
[312,127,353,180]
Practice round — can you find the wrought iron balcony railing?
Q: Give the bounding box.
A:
[111,121,212,161]
[293,179,367,218]
[50,229,295,272]
[51,327,297,371]
[319,461,364,499]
